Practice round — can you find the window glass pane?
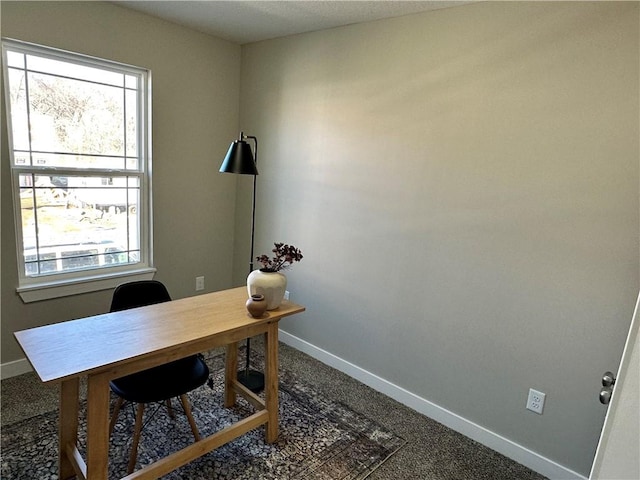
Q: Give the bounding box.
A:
[25,252,57,275]
[105,246,127,265]
[125,75,137,89]
[13,151,30,165]
[61,249,100,270]
[38,257,60,274]
[7,51,25,68]
[126,157,140,170]
[18,152,134,170]
[125,89,138,159]
[7,69,30,151]
[18,173,140,276]
[125,181,141,251]
[28,72,125,156]
[26,54,124,87]
[20,186,38,253]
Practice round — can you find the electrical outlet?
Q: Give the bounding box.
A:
[195,276,205,291]
[526,388,546,414]
[284,290,290,300]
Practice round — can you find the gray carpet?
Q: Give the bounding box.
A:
[2,349,404,479]
[1,341,547,480]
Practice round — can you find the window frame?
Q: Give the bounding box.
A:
[2,39,155,302]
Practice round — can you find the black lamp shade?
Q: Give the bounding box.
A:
[219,139,258,175]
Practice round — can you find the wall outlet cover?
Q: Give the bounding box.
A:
[526,388,546,414]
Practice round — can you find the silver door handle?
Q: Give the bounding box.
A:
[600,387,613,405]
[602,371,616,387]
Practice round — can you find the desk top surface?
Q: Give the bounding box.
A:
[14,287,305,384]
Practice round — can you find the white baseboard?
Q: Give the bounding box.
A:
[279,329,587,480]
[1,357,33,380]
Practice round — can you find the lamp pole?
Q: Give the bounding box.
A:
[247,134,257,275]
[242,134,264,392]
[219,132,264,392]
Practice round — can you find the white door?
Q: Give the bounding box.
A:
[589,291,640,480]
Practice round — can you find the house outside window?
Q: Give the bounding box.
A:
[2,39,155,302]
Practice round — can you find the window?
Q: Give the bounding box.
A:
[2,39,154,302]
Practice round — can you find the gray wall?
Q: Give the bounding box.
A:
[1,2,241,362]
[237,2,639,476]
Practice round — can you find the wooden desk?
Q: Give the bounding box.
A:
[14,286,305,480]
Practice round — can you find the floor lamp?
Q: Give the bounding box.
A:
[219,131,264,393]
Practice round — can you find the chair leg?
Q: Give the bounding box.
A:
[109,397,124,436]
[165,398,175,419]
[127,403,145,474]
[179,394,201,441]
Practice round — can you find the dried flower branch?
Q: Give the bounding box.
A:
[256,242,303,272]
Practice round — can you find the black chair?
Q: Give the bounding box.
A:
[107,280,210,474]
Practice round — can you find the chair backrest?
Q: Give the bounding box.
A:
[110,280,172,313]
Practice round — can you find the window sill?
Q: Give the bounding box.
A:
[17,267,157,303]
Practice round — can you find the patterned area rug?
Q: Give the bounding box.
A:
[1,350,405,479]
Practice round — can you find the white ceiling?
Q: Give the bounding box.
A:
[115,1,471,45]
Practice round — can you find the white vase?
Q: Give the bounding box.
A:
[247,269,287,310]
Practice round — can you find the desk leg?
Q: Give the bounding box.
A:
[59,378,79,480]
[86,372,111,479]
[225,341,239,407]
[264,322,279,443]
